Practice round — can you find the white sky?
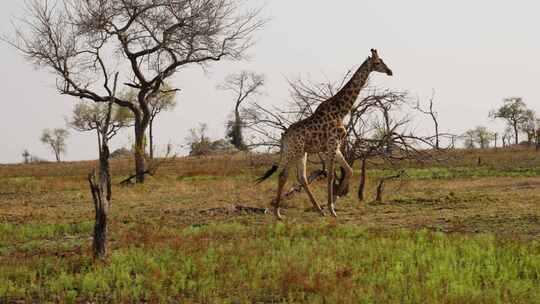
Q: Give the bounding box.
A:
[1,0,539,163]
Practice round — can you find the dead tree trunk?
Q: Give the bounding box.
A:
[88,143,111,259]
[358,158,367,201]
[374,171,404,204]
[536,129,540,151]
[87,95,116,260]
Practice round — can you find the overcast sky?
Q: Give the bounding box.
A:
[1,0,539,164]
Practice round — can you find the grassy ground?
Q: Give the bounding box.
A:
[1,148,540,303]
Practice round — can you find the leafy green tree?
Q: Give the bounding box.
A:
[490,97,532,145]
[69,102,133,156]
[40,128,69,162]
[473,126,495,149]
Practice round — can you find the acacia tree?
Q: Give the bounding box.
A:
[40,128,69,162]
[8,0,265,183]
[218,71,265,150]
[69,101,134,157]
[490,97,532,145]
[470,126,495,149]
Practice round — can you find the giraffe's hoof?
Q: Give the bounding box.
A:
[273,207,283,220]
[319,211,326,217]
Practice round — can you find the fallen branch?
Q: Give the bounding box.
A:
[119,144,177,186]
[199,204,268,215]
[119,170,154,186]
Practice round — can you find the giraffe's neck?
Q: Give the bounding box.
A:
[331,58,372,117]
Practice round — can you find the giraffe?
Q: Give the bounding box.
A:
[256,49,393,219]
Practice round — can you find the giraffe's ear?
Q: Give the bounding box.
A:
[371,49,379,59]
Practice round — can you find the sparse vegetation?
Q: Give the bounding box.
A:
[3,2,540,302]
[2,148,540,302]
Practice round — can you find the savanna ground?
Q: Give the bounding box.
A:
[1,148,540,303]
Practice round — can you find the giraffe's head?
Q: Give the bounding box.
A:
[369,49,393,76]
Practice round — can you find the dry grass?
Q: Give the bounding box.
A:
[1,148,540,302]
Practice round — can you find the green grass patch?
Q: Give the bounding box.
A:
[0,222,93,243]
[369,166,540,180]
[2,222,540,303]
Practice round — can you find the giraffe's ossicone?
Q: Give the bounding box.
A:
[257,49,393,220]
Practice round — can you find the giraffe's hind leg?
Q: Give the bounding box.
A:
[325,152,338,217]
[272,163,290,220]
[296,153,325,216]
[335,150,353,197]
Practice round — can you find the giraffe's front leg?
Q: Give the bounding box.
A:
[296,153,325,217]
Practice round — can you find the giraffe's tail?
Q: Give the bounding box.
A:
[256,132,286,184]
[255,164,279,184]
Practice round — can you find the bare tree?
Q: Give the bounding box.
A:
[7,0,265,183]
[415,90,440,149]
[40,128,69,162]
[218,71,265,150]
